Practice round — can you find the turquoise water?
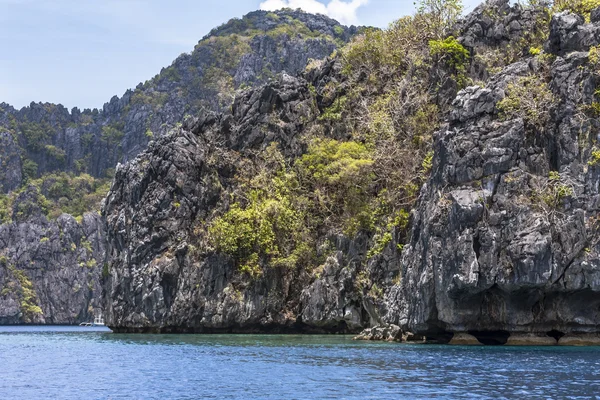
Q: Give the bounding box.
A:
[1,326,600,399]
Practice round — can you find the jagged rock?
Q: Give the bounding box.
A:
[0,9,357,325]
[0,131,22,192]
[546,10,600,55]
[0,10,356,192]
[103,75,371,333]
[353,324,404,342]
[0,208,105,324]
[103,2,600,340]
[458,0,547,51]
[382,8,600,342]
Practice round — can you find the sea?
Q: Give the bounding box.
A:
[1,326,599,399]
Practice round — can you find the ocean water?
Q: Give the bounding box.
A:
[0,326,599,399]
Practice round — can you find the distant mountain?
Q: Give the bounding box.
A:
[0,9,358,195]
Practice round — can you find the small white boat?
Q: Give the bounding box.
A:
[79,315,105,327]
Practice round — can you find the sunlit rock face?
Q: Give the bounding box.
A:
[384,8,600,342]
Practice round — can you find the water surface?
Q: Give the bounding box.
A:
[1,326,599,399]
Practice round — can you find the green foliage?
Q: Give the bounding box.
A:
[497,75,555,134]
[589,45,600,67]
[429,36,470,85]
[196,34,252,106]
[533,171,574,210]
[421,150,434,174]
[318,96,347,121]
[367,232,392,258]
[265,18,322,39]
[204,34,252,70]
[368,282,384,298]
[416,0,463,39]
[44,145,66,165]
[209,198,304,275]
[130,91,169,109]
[529,46,542,56]
[161,65,181,82]
[82,240,92,253]
[20,122,52,151]
[0,194,8,224]
[11,186,50,221]
[102,263,110,279]
[341,0,464,76]
[429,36,469,70]
[367,208,410,258]
[554,0,600,21]
[589,147,600,166]
[296,139,375,234]
[208,144,312,275]
[331,3,446,260]
[100,125,124,146]
[0,172,111,223]
[341,26,405,76]
[297,139,373,187]
[208,140,379,274]
[9,266,43,322]
[22,159,38,181]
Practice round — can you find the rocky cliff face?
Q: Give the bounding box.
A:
[0,187,105,324]
[103,74,374,332]
[104,1,600,342]
[382,8,600,344]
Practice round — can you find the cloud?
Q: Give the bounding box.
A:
[259,0,368,25]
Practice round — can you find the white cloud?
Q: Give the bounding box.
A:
[259,0,368,25]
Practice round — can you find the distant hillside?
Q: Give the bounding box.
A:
[0,9,357,198]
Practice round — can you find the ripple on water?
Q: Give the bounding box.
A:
[1,327,600,399]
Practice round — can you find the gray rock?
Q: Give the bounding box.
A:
[546,11,600,55]
[102,75,374,333]
[0,131,22,192]
[382,13,600,341]
[0,205,105,324]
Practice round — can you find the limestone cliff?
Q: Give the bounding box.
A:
[103,74,373,332]
[382,8,600,344]
[0,187,105,324]
[104,1,600,341]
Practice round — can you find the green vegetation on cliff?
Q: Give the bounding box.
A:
[204,0,473,276]
[204,0,599,279]
[0,173,110,224]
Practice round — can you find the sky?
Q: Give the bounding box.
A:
[0,0,481,110]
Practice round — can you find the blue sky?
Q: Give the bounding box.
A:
[0,0,480,110]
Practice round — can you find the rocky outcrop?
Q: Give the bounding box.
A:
[0,187,105,324]
[457,0,547,51]
[102,1,600,339]
[382,10,600,343]
[0,131,22,193]
[103,74,374,333]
